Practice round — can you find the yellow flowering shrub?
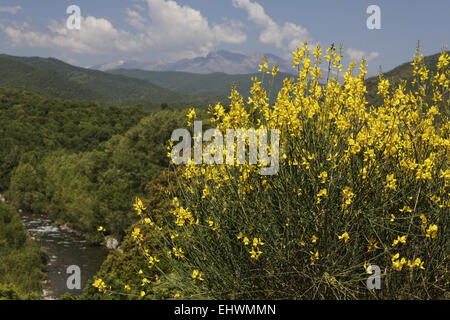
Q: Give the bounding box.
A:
[103,44,448,300]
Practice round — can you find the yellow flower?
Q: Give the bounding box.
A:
[124,284,131,291]
[144,218,154,226]
[407,258,425,270]
[97,226,105,232]
[385,174,397,191]
[419,214,427,224]
[342,186,355,209]
[309,250,319,265]
[187,108,196,126]
[173,247,185,259]
[426,224,438,239]
[399,205,412,213]
[318,171,328,184]
[317,189,327,197]
[148,256,160,268]
[243,237,250,245]
[141,278,151,286]
[92,278,106,292]
[377,78,390,95]
[316,188,327,204]
[133,197,146,215]
[311,235,318,243]
[330,277,336,285]
[391,253,407,271]
[249,246,262,260]
[140,291,146,297]
[367,237,380,252]
[391,253,400,262]
[173,206,193,226]
[131,227,143,241]
[392,235,407,247]
[252,237,264,247]
[338,232,350,243]
[271,65,279,77]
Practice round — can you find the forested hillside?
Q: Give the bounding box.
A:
[1,87,206,243]
[109,69,294,100]
[0,202,48,299]
[0,87,147,191]
[0,55,216,109]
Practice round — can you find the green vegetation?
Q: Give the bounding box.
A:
[0,202,48,299]
[0,86,196,298]
[0,49,447,300]
[0,54,217,109]
[0,87,147,191]
[3,86,201,241]
[365,51,449,106]
[109,69,294,102]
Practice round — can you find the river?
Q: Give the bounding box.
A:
[21,215,108,299]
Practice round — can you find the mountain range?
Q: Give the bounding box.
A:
[92,50,294,74]
[0,51,447,109]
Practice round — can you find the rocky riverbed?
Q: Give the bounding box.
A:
[21,214,108,299]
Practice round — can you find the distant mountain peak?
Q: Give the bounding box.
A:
[93,50,293,75]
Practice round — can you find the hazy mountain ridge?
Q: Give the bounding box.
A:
[93,50,294,74]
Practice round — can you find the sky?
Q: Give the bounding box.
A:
[0,0,448,75]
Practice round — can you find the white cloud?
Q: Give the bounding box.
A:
[125,8,147,31]
[1,0,247,60]
[2,17,140,55]
[0,6,22,15]
[346,48,380,62]
[232,0,312,53]
[134,0,247,59]
[233,0,379,65]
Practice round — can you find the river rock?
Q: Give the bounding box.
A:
[105,236,119,250]
[59,223,83,237]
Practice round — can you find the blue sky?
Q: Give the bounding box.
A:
[0,0,448,75]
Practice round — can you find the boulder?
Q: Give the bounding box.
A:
[105,236,119,250]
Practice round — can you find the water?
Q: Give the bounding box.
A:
[21,215,109,299]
